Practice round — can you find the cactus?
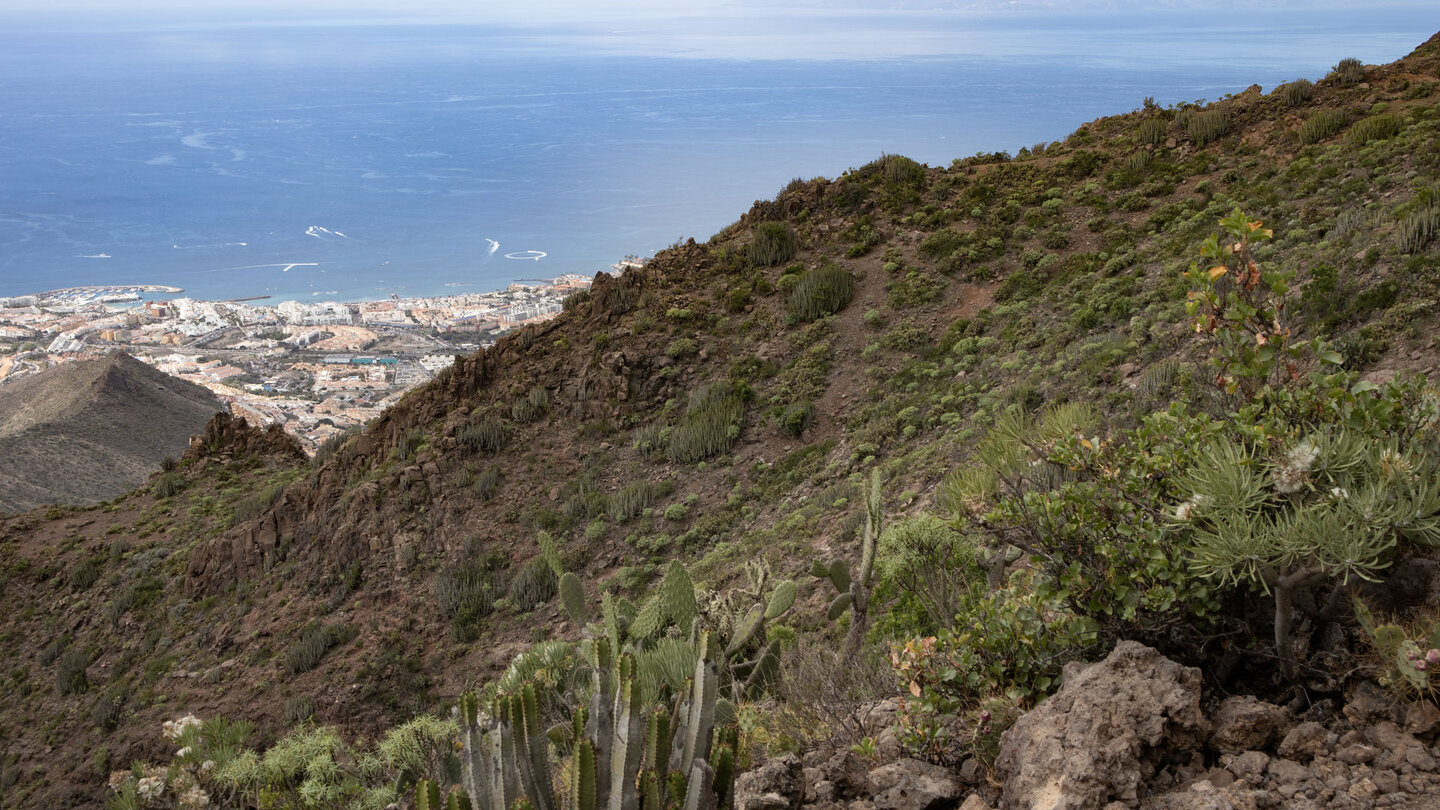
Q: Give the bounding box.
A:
[450,788,475,810]
[640,771,663,810]
[1373,624,1407,654]
[606,676,644,810]
[572,739,597,810]
[519,684,557,810]
[683,759,716,810]
[714,563,796,698]
[741,639,782,699]
[765,580,797,620]
[456,628,731,810]
[418,780,444,810]
[537,532,564,577]
[560,572,588,625]
[709,728,738,810]
[813,469,882,661]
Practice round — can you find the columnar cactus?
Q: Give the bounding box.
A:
[813,468,882,661]
[441,631,731,810]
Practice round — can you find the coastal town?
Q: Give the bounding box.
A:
[0,271,609,453]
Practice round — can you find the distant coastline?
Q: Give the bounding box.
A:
[0,271,603,452]
[4,13,1427,309]
[31,284,185,296]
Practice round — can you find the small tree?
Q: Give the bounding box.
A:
[1182,429,1440,679]
[1181,208,1440,679]
[1183,207,1329,397]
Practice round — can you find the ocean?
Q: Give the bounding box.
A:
[0,9,1435,302]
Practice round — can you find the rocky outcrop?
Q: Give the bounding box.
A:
[182,411,305,464]
[1208,697,1290,754]
[761,640,1440,810]
[994,641,1210,810]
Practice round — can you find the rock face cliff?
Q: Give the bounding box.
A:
[0,352,223,513]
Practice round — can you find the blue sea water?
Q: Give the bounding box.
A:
[0,10,1435,302]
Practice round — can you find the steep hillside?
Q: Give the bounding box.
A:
[0,352,223,513]
[3,33,1440,807]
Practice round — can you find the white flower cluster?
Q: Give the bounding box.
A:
[1174,493,1210,522]
[179,785,212,808]
[107,770,132,792]
[136,775,166,801]
[1378,447,1412,479]
[1274,441,1319,494]
[163,713,203,741]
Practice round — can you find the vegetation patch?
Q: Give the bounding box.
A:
[668,381,747,463]
[788,263,855,322]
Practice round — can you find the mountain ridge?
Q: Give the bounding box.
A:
[3,33,1440,807]
[0,352,223,514]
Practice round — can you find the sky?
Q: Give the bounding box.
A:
[3,1,1435,19]
[5,1,1435,61]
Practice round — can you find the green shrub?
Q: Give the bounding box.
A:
[1347,113,1402,145]
[313,430,355,467]
[562,288,591,313]
[1299,107,1354,144]
[89,683,127,730]
[666,337,698,358]
[1279,78,1315,106]
[434,561,500,623]
[152,471,185,499]
[879,318,931,352]
[602,283,637,315]
[610,480,668,522]
[1403,81,1436,100]
[663,503,689,521]
[231,480,285,526]
[1397,206,1440,254]
[1040,228,1071,250]
[1328,57,1365,85]
[103,583,137,627]
[458,414,506,454]
[284,623,351,675]
[68,555,103,590]
[890,577,1097,764]
[882,153,925,185]
[508,556,558,613]
[1136,118,1167,145]
[1183,109,1231,146]
[788,263,855,322]
[474,466,501,500]
[749,221,798,266]
[846,225,882,257]
[873,514,988,636]
[39,636,67,667]
[283,695,315,725]
[511,398,541,422]
[668,381,746,462]
[887,270,946,309]
[56,648,90,695]
[778,401,816,437]
[394,429,424,460]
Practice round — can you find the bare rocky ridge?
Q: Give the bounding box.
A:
[0,352,223,513]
